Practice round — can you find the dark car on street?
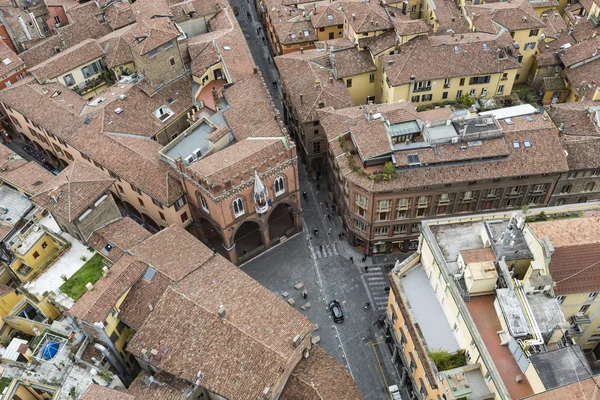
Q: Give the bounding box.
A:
[329,300,344,323]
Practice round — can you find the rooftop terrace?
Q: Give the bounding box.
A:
[0,185,32,227]
[400,266,460,353]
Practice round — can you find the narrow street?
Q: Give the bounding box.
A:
[229,1,412,398]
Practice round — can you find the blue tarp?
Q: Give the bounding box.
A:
[41,341,59,360]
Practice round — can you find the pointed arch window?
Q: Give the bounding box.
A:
[233,197,245,217]
[274,176,285,196]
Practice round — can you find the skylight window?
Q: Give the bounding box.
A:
[167,96,175,104]
[523,139,532,148]
[512,140,520,149]
[524,115,534,121]
[143,266,156,281]
[504,118,514,125]
[482,43,488,50]
[303,29,310,37]
[407,154,421,165]
[223,45,231,50]
[153,105,174,122]
[291,33,296,39]
[454,45,460,53]
[327,14,334,20]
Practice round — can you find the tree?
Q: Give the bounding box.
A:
[457,94,476,108]
[384,161,395,177]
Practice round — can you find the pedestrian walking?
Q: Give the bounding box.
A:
[338,233,342,240]
[246,11,250,19]
[327,214,332,221]
[362,255,367,262]
[364,302,370,309]
[349,256,353,264]
[319,244,323,252]
[328,228,332,235]
[303,191,308,201]
[364,266,369,273]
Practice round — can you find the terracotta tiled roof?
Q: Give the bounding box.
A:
[564,58,600,98]
[351,119,391,159]
[129,224,215,281]
[190,138,288,183]
[317,106,365,140]
[127,243,314,399]
[540,11,567,39]
[105,1,135,30]
[69,254,148,323]
[222,73,285,140]
[342,2,393,33]
[30,39,105,83]
[280,346,364,400]
[131,0,172,21]
[559,35,600,67]
[80,385,134,400]
[19,2,111,68]
[332,47,376,78]
[434,0,472,34]
[382,33,520,86]
[127,18,179,56]
[168,0,223,24]
[187,8,255,83]
[126,371,184,399]
[31,161,114,222]
[329,113,568,191]
[0,143,27,172]
[99,25,136,69]
[310,4,344,28]
[460,248,496,264]
[475,0,544,31]
[0,42,23,78]
[118,269,172,330]
[529,216,600,295]
[546,101,600,137]
[0,162,54,195]
[521,377,600,400]
[99,76,193,138]
[276,51,354,122]
[389,13,429,37]
[88,217,151,263]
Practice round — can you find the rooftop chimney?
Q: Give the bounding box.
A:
[300,47,304,54]
[314,79,321,88]
[299,94,304,105]
[352,13,356,21]
[218,305,226,319]
[318,100,325,108]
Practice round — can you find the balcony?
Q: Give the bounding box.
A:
[567,326,584,337]
[573,313,592,325]
[413,86,432,93]
[255,199,268,214]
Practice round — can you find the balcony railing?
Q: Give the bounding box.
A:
[573,313,592,325]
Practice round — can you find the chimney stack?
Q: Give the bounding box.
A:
[300,47,304,54]
[218,305,226,319]
[300,94,304,105]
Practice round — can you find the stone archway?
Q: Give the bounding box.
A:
[122,201,142,223]
[268,203,295,240]
[233,220,262,258]
[141,213,160,233]
[197,218,228,259]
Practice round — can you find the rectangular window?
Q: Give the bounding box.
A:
[442,91,448,99]
[422,94,432,101]
[138,198,144,207]
[497,85,504,95]
[181,211,188,223]
[374,226,388,236]
[33,251,39,259]
[529,28,539,37]
[444,78,450,88]
[159,211,166,222]
[148,48,158,57]
[393,224,407,234]
[411,95,420,103]
[313,141,321,153]
[580,305,590,314]
[469,76,491,85]
[588,292,599,302]
[459,78,465,86]
[346,79,352,88]
[355,220,366,231]
[169,57,176,66]
[117,184,124,194]
[456,90,463,99]
[556,295,566,304]
[41,241,48,249]
[175,197,186,211]
[376,200,391,221]
[369,74,375,83]
[64,73,75,86]
[396,198,410,219]
[356,194,368,217]
[469,88,476,97]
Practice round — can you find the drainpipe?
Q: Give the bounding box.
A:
[514,279,544,353]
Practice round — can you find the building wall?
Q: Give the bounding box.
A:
[103,289,134,357]
[1,103,191,231]
[511,29,542,83]
[381,68,518,105]
[548,170,600,206]
[132,40,185,88]
[54,55,106,89]
[339,170,557,253]
[11,231,60,281]
[46,6,69,34]
[344,72,376,105]
[111,62,135,80]
[316,24,344,41]
[0,66,26,90]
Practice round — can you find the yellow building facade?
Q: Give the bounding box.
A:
[9,226,66,283]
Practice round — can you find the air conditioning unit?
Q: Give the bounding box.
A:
[119,94,127,100]
[192,148,202,158]
[184,155,194,165]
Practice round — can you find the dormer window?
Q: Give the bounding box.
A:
[327,14,334,21]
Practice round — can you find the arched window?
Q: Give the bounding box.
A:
[560,184,572,194]
[584,182,595,192]
[200,195,209,212]
[233,197,245,217]
[274,176,285,196]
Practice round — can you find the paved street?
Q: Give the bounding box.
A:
[242,164,411,399]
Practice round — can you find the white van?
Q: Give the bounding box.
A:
[389,385,402,400]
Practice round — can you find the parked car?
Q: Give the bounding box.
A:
[329,300,344,323]
[22,145,45,163]
[389,385,402,400]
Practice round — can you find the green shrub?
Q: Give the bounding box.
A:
[429,349,467,371]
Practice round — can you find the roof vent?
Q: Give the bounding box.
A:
[119,94,127,100]
[292,334,302,347]
[85,282,94,291]
[2,58,11,65]
[218,304,226,319]
[114,107,124,115]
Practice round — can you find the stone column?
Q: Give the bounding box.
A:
[292,209,302,231]
[225,242,238,265]
[259,224,271,248]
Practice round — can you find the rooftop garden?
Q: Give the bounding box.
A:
[429,349,467,372]
[338,135,395,182]
[59,254,104,301]
[0,377,11,393]
[525,210,584,223]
